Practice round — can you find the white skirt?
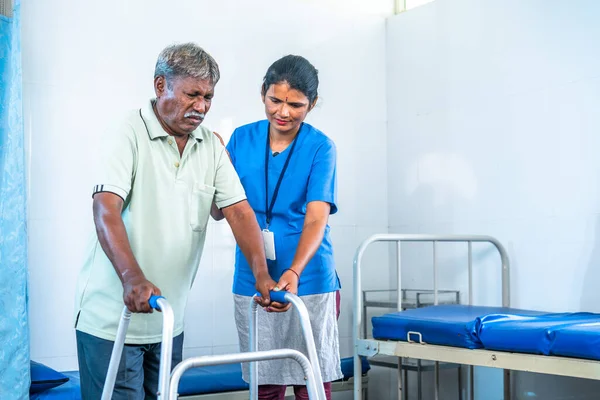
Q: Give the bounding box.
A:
[234,292,343,386]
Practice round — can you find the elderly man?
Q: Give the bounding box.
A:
[74,43,276,399]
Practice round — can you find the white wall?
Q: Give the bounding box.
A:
[387,0,600,399]
[22,1,390,397]
[30,0,600,398]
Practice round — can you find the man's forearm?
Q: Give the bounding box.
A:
[93,200,145,283]
[93,193,159,312]
[222,200,268,278]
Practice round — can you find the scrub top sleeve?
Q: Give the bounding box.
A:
[307,139,338,214]
[225,129,238,168]
[92,123,137,202]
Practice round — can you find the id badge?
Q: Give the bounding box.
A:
[262,229,276,261]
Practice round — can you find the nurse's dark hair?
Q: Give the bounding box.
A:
[261,55,319,106]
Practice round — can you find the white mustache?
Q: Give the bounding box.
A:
[185,111,205,119]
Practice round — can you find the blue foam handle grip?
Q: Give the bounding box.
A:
[149,295,165,310]
[268,291,289,304]
[254,291,289,303]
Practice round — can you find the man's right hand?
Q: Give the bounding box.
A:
[122,274,161,313]
[254,272,292,312]
[254,271,277,308]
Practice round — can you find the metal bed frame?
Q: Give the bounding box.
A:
[353,234,600,400]
[362,288,462,400]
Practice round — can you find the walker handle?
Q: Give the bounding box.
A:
[255,291,289,303]
[149,295,165,310]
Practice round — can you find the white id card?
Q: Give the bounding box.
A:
[262,229,276,260]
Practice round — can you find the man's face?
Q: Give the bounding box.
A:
[154,75,215,136]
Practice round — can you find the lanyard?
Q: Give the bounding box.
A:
[265,123,302,228]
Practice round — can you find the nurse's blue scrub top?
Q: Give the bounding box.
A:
[227,120,341,296]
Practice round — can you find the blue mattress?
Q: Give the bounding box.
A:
[178,363,247,395]
[371,305,600,361]
[551,322,600,360]
[478,312,600,355]
[372,305,543,349]
[31,357,369,398]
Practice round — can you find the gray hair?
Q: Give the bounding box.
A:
[154,43,220,87]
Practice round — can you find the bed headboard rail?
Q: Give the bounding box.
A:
[352,234,510,341]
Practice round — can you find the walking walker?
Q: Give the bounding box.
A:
[102,291,327,400]
[101,295,174,399]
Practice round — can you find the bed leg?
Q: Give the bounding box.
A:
[397,357,403,400]
[417,359,422,400]
[503,369,511,400]
[434,361,440,400]
[469,365,474,400]
[403,366,408,400]
[458,364,462,400]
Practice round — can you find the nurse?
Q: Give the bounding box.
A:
[216,54,342,400]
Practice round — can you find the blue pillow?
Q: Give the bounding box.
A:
[30,361,70,394]
[340,356,371,380]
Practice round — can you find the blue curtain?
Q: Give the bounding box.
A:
[0,0,29,398]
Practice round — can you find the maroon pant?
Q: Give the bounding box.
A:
[258,291,341,400]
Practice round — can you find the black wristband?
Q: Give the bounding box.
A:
[286,268,300,279]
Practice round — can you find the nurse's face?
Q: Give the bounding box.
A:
[262,82,315,136]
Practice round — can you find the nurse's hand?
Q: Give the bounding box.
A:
[267,269,299,313]
[278,269,300,294]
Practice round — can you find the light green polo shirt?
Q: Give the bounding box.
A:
[74,99,246,344]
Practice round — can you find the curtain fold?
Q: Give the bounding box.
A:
[0,0,30,398]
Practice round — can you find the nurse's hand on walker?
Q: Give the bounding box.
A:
[267,268,299,313]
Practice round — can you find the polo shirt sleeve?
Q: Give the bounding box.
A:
[92,122,137,202]
[214,134,246,209]
[307,138,338,214]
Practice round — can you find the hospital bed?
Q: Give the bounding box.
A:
[352,234,600,400]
